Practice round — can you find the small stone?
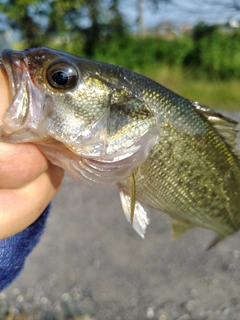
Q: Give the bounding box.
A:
[223,308,231,315]
[212,278,219,285]
[190,289,198,297]
[16,295,24,303]
[83,296,92,303]
[146,307,154,318]
[232,250,240,258]
[186,300,195,312]
[12,288,20,296]
[92,259,100,269]
[207,309,214,316]
[61,292,70,301]
[0,292,6,300]
[200,310,206,317]
[40,297,48,305]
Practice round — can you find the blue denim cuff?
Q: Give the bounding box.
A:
[0,204,51,290]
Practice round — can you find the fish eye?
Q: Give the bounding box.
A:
[47,61,79,90]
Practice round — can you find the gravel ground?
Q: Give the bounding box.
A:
[1,111,240,320]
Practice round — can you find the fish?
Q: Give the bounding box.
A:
[1,47,240,248]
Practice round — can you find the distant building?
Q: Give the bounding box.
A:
[155,22,180,37]
[147,22,194,38]
[147,22,180,38]
[180,24,193,34]
[229,19,239,29]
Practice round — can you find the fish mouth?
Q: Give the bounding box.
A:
[0,49,26,100]
[0,49,44,138]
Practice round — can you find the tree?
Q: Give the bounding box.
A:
[136,0,171,36]
[0,0,128,53]
[0,0,86,47]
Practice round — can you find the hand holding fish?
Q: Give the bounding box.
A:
[0,65,63,240]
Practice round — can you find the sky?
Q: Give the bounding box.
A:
[120,0,240,31]
[1,0,240,35]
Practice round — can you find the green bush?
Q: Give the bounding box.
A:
[49,22,240,81]
[92,35,193,72]
[185,24,240,79]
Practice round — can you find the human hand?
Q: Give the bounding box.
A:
[0,66,64,240]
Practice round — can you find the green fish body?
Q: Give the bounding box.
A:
[1,47,240,246]
[119,104,240,241]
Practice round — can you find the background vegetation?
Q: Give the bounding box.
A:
[1,0,240,109]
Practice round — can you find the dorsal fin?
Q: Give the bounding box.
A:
[191,101,239,149]
[171,219,194,239]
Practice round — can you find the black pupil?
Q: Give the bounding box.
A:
[52,71,68,86]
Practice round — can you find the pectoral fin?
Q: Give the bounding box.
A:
[119,188,149,238]
[129,171,137,224]
[171,219,194,239]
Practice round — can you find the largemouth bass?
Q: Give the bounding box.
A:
[1,47,240,247]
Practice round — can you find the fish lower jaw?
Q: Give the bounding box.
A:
[37,141,141,186]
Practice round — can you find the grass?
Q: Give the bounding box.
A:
[139,65,240,111]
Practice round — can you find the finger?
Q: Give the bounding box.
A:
[0,64,50,189]
[0,164,64,240]
[0,142,49,189]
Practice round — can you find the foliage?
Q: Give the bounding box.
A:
[0,0,127,50]
[90,23,240,81]
[91,34,193,71]
[185,23,240,79]
[2,1,240,81]
[0,0,86,47]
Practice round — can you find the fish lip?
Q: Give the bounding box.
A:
[1,49,26,99]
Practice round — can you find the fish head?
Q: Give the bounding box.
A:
[1,47,112,144]
[0,47,160,184]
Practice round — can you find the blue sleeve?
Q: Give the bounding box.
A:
[0,204,51,291]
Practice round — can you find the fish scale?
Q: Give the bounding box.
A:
[120,113,240,237]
